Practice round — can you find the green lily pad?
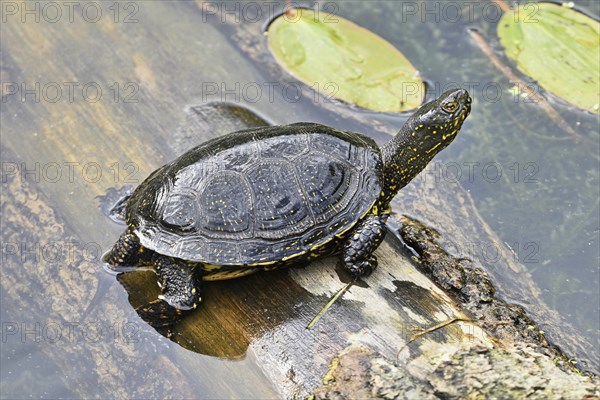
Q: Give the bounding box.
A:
[267,9,424,112]
[498,2,600,113]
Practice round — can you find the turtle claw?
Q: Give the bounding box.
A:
[347,257,378,278]
[136,299,186,330]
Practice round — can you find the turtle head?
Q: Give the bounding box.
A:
[405,89,471,153]
[380,89,471,206]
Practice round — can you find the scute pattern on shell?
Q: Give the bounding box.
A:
[126,123,383,265]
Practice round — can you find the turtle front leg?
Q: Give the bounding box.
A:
[341,214,388,278]
[136,255,203,331]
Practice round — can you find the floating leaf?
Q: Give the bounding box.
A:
[267,9,424,112]
[498,2,600,113]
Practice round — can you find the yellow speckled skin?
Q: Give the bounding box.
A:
[380,89,471,207]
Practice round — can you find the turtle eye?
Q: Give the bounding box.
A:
[442,101,458,113]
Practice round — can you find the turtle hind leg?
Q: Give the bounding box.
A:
[136,255,203,333]
[103,228,141,268]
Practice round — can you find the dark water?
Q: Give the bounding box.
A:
[1,0,598,398]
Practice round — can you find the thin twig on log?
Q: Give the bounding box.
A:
[409,317,471,342]
[307,279,355,329]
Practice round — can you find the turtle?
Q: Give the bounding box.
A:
[104,89,471,328]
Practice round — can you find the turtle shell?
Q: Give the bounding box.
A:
[126,123,383,266]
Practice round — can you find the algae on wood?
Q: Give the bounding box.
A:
[312,344,599,399]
